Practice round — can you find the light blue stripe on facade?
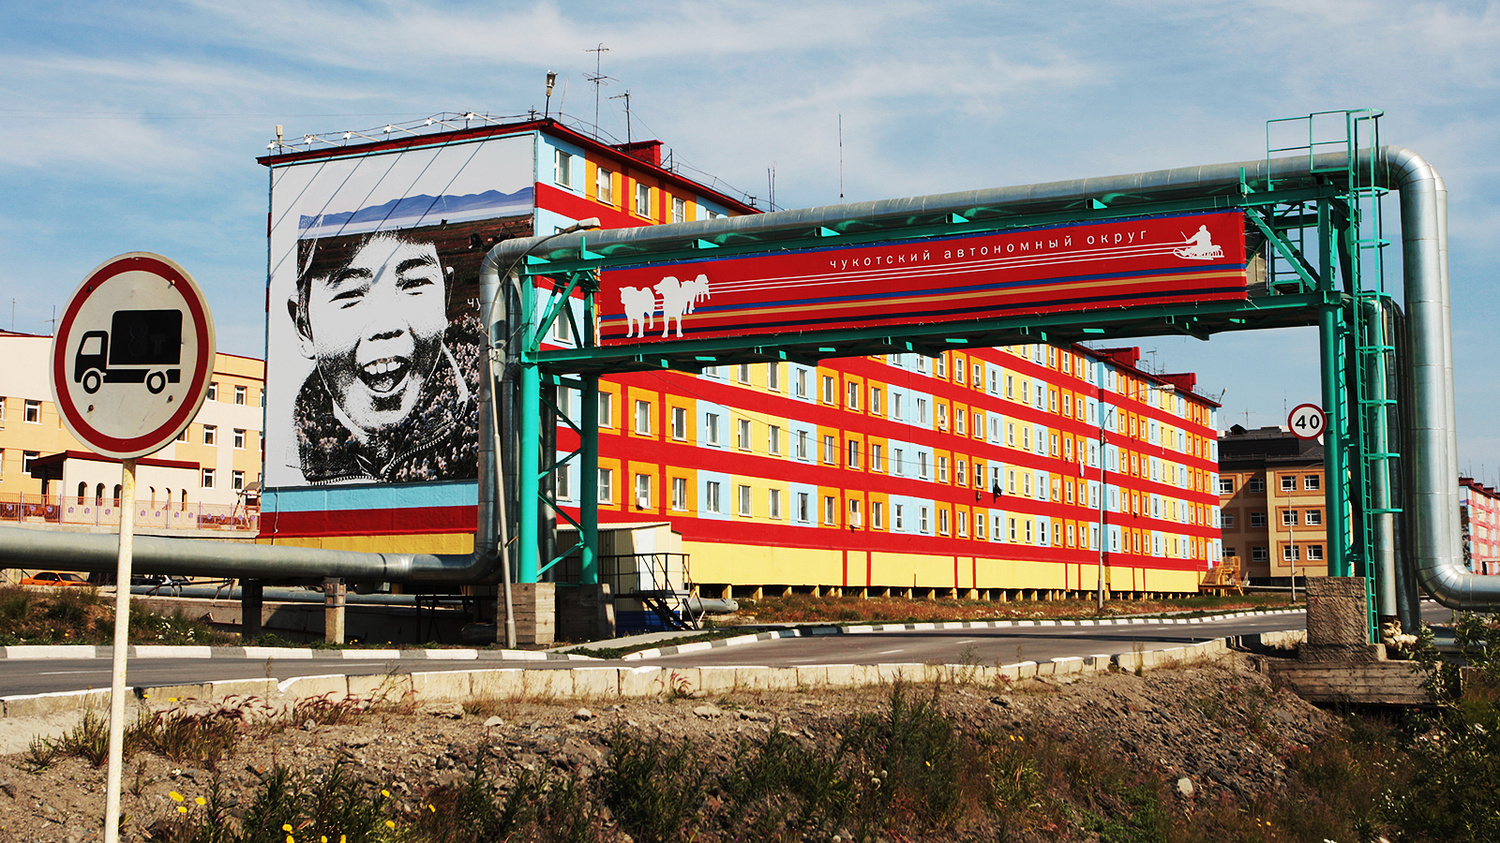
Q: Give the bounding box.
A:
[263,482,479,513]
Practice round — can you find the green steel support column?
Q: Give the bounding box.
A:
[517,273,541,584]
[581,374,600,585]
[1319,302,1350,577]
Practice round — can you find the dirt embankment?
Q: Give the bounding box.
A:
[0,655,1340,842]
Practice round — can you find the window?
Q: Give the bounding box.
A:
[596,167,613,204]
[1283,544,1301,561]
[939,509,950,535]
[1281,475,1297,492]
[1222,513,1236,528]
[202,468,215,488]
[0,397,5,421]
[937,404,948,430]
[956,460,967,486]
[938,456,949,483]
[557,466,571,500]
[1250,512,1267,527]
[633,474,652,508]
[822,376,836,404]
[672,196,686,223]
[737,418,752,450]
[893,394,904,420]
[1306,509,1322,526]
[767,364,780,392]
[1219,477,1234,494]
[634,400,651,435]
[24,399,40,424]
[795,369,809,398]
[871,501,884,529]
[870,443,883,472]
[706,413,721,446]
[847,382,860,410]
[705,481,722,514]
[23,450,39,475]
[598,391,614,428]
[1248,478,1265,493]
[670,477,687,511]
[233,384,247,405]
[176,428,188,442]
[824,495,836,525]
[233,428,246,449]
[847,441,860,469]
[823,435,836,464]
[869,387,881,415]
[1307,545,1325,561]
[635,182,651,217]
[1282,510,1299,526]
[958,511,969,537]
[203,425,217,445]
[671,406,687,440]
[1304,475,1321,491]
[232,470,245,491]
[768,489,782,520]
[795,430,809,461]
[738,363,752,383]
[598,469,614,503]
[738,485,752,516]
[956,412,966,435]
[554,149,574,187]
[207,382,218,401]
[894,504,905,531]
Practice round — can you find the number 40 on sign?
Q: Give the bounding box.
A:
[1288,404,1325,441]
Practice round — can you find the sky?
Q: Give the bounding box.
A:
[3,0,1500,482]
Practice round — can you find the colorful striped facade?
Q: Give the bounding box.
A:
[258,119,1224,595]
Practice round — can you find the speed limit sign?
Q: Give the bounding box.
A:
[1288,403,1325,440]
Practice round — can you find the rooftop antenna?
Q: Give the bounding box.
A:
[767,163,776,210]
[585,43,612,137]
[838,114,844,201]
[610,90,631,142]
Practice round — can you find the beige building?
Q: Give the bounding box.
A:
[0,331,263,532]
[1217,425,1329,582]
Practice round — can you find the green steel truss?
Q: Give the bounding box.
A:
[507,111,1392,641]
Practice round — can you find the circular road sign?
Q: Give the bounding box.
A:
[1288,403,1326,441]
[51,253,215,460]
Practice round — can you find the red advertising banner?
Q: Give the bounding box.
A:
[598,211,1248,345]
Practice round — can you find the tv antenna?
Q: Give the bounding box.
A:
[585,43,613,137]
[610,90,632,143]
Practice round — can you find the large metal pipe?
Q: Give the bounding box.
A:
[0,144,1481,606]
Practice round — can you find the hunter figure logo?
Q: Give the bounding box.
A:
[1174,225,1224,260]
[620,273,711,338]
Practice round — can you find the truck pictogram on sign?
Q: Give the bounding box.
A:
[73,309,183,395]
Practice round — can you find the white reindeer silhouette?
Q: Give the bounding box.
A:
[619,286,656,338]
[655,274,712,338]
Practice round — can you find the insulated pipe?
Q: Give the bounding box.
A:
[494,145,1485,608]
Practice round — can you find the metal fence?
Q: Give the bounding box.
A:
[0,493,259,532]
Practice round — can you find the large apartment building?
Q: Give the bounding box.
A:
[1217,425,1329,582]
[258,116,1225,597]
[0,331,264,532]
[1462,477,1500,574]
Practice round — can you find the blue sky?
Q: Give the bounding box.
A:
[4,0,1500,480]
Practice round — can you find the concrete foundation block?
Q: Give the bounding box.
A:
[410,671,476,704]
[2,689,111,719]
[349,672,413,706]
[570,667,621,700]
[749,667,799,692]
[822,664,861,689]
[1009,661,1038,680]
[659,667,702,698]
[872,663,922,685]
[619,667,665,698]
[137,684,213,706]
[794,665,829,689]
[469,669,526,701]
[520,669,573,701]
[697,666,741,695]
[276,674,350,704]
[1052,657,1085,676]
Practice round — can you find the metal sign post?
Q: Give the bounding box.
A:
[51,253,214,843]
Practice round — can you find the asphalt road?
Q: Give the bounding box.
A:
[0,603,1455,699]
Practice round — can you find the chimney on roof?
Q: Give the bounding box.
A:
[613,140,663,167]
[1160,372,1197,392]
[1096,347,1141,368]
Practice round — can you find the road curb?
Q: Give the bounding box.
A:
[615,608,1306,661]
[0,644,598,662]
[0,629,1309,730]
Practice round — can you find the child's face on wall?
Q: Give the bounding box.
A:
[299,234,448,435]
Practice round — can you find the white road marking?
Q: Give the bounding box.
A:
[39,670,105,676]
[877,649,905,655]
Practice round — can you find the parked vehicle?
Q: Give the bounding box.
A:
[19,571,90,587]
